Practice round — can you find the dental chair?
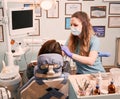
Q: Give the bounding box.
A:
[19,54,69,99]
[98,52,111,62]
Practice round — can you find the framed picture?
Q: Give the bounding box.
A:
[0,8,4,20]
[24,4,42,17]
[109,3,120,15]
[0,2,2,7]
[93,26,105,37]
[65,17,71,29]
[29,19,40,36]
[83,0,94,1]
[46,1,59,18]
[90,6,106,18]
[65,3,82,15]
[0,25,4,42]
[103,0,120,2]
[67,0,79,1]
[108,16,120,28]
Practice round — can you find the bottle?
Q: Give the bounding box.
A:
[93,85,100,95]
[96,72,102,87]
[108,81,116,94]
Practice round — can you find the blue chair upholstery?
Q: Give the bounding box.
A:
[98,52,111,62]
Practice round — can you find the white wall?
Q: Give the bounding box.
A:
[0,0,120,71]
[33,0,120,66]
[38,0,120,66]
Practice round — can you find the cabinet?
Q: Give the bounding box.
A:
[68,74,120,99]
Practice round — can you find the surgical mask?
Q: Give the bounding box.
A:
[71,27,81,36]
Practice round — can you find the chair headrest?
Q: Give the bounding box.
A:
[35,53,63,78]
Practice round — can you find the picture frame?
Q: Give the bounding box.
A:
[90,6,106,18]
[109,3,120,15]
[108,16,120,28]
[93,26,105,37]
[67,0,79,1]
[65,17,71,29]
[65,3,82,15]
[83,0,94,1]
[0,25,4,42]
[0,2,2,7]
[103,0,120,2]
[29,19,40,36]
[24,4,42,17]
[0,8,4,21]
[46,1,59,18]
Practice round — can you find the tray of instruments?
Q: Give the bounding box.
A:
[68,73,120,99]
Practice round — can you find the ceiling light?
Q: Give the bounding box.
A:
[40,0,56,10]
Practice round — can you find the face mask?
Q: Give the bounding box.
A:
[71,27,81,36]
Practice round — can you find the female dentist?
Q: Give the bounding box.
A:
[62,11,105,74]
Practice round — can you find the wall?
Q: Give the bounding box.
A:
[0,0,120,71]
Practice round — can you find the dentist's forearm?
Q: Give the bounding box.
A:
[72,53,96,66]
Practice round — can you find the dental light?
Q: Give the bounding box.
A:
[40,0,56,10]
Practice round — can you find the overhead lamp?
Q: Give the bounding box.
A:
[40,0,56,10]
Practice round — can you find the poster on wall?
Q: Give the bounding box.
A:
[65,17,71,29]
[29,19,40,36]
[109,3,120,15]
[65,3,82,15]
[90,6,106,18]
[103,0,120,2]
[83,0,94,1]
[24,4,42,17]
[46,1,59,18]
[0,25,4,42]
[108,16,120,28]
[0,8,3,21]
[93,26,105,37]
[67,0,79,1]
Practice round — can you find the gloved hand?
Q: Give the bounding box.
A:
[61,46,73,58]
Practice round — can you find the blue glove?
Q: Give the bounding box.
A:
[61,46,73,58]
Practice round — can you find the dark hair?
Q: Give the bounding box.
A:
[38,39,62,56]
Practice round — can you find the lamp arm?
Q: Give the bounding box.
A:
[2,0,14,66]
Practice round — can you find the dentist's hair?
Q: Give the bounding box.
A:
[68,11,95,56]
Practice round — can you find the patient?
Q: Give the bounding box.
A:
[26,39,62,79]
[26,39,71,80]
[19,39,69,99]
